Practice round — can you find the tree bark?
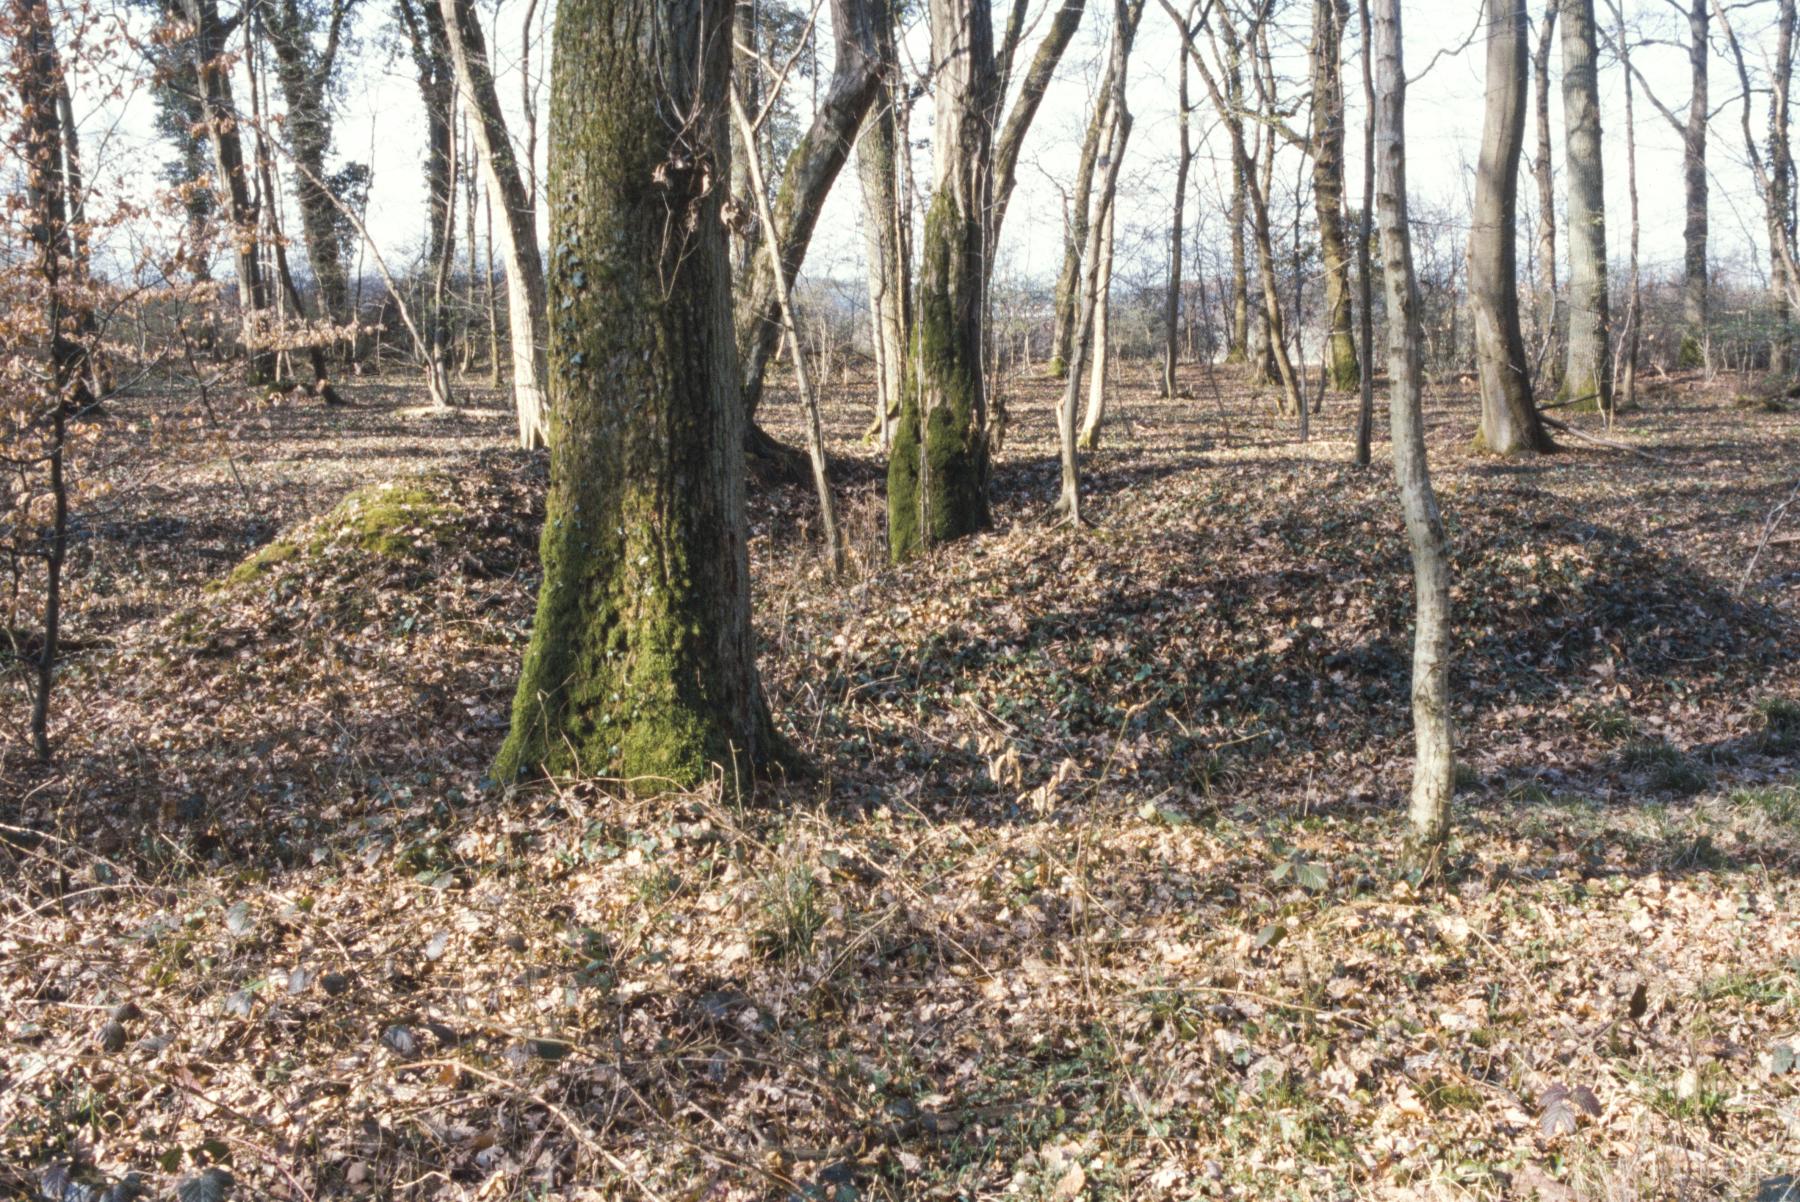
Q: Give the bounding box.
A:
[1559,0,1611,414]
[887,0,996,562]
[1162,0,1196,399]
[857,0,909,446]
[1354,0,1376,467]
[264,0,352,324]
[1680,0,1709,366]
[173,0,275,383]
[1773,0,1796,375]
[1077,178,1120,450]
[1470,0,1553,453]
[989,0,1088,256]
[495,0,775,787]
[1311,0,1358,392]
[1373,0,1455,878]
[736,0,881,426]
[397,0,457,404]
[1531,0,1560,384]
[1049,48,1117,378]
[1606,0,1641,409]
[439,0,550,447]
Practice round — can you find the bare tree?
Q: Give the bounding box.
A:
[1162,0,1198,398]
[858,0,909,446]
[1531,0,1559,381]
[1373,0,1455,877]
[438,0,549,448]
[1620,0,1709,367]
[1311,0,1358,392]
[1560,0,1611,414]
[1470,0,1553,453]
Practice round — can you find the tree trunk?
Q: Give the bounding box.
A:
[1162,0,1196,398]
[989,0,1088,256]
[736,0,880,425]
[1373,0,1455,878]
[887,0,996,562]
[857,0,908,447]
[1312,0,1358,391]
[495,0,774,787]
[1679,0,1709,368]
[439,0,550,447]
[1607,0,1641,409]
[174,0,275,383]
[1077,192,1119,450]
[1049,48,1117,378]
[1470,0,1553,454]
[265,0,351,324]
[1773,0,1796,376]
[1531,0,1560,385]
[398,0,457,405]
[1354,0,1376,466]
[1057,0,1134,520]
[1559,0,1611,414]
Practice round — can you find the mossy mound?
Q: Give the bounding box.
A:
[214,480,453,591]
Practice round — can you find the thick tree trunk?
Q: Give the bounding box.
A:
[1311,0,1358,392]
[496,0,774,787]
[857,1,908,447]
[1470,0,1552,454]
[736,0,880,425]
[439,0,550,447]
[887,0,996,562]
[1373,0,1455,878]
[1559,0,1611,414]
[175,0,275,383]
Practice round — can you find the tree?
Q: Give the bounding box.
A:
[494,0,776,786]
[1559,0,1611,415]
[263,0,356,326]
[1531,0,1559,381]
[1310,0,1358,392]
[438,0,549,448]
[1470,0,1553,454]
[1773,0,1796,374]
[989,0,1088,257]
[1353,0,1375,466]
[169,0,276,383]
[396,0,456,406]
[1162,0,1198,399]
[1620,0,1709,367]
[736,0,881,464]
[1373,0,1454,876]
[857,0,909,445]
[1048,45,1118,379]
[1605,0,1642,410]
[887,0,997,562]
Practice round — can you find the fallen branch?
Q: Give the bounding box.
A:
[1539,415,1672,463]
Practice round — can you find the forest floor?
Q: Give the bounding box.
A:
[2,361,1798,1201]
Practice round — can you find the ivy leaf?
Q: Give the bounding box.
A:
[176,1167,233,1202]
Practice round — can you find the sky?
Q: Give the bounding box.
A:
[63,0,1786,300]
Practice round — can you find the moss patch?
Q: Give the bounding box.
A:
[213,479,452,591]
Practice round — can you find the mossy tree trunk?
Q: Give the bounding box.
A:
[888,0,996,563]
[397,0,457,404]
[1559,0,1611,415]
[439,0,550,448]
[495,0,775,788]
[1470,0,1552,454]
[1373,0,1455,879]
[1311,0,1358,392]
